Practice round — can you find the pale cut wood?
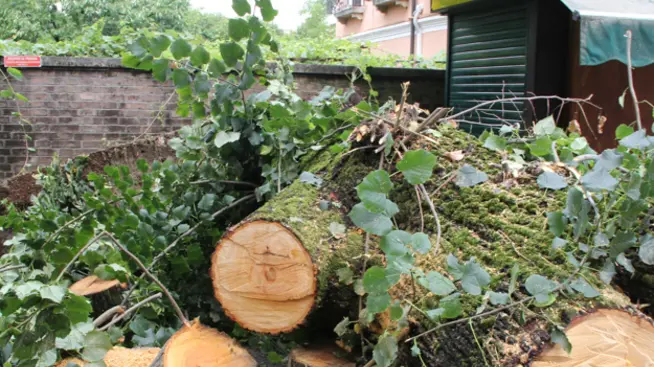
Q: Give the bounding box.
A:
[533,309,654,367]
[288,346,356,367]
[69,275,123,296]
[211,220,317,334]
[56,347,159,367]
[163,320,256,367]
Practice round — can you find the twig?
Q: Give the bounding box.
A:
[341,145,377,158]
[625,30,643,131]
[277,155,282,193]
[470,318,490,367]
[351,108,439,145]
[363,360,376,367]
[99,293,163,331]
[415,186,424,232]
[104,231,189,327]
[316,124,354,145]
[430,173,456,198]
[93,305,125,328]
[498,231,533,265]
[395,82,410,128]
[120,194,256,307]
[359,233,371,359]
[55,232,107,282]
[133,90,176,142]
[551,141,561,164]
[189,180,257,188]
[0,68,32,174]
[0,264,26,273]
[42,209,94,249]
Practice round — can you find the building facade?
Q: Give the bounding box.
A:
[334,0,447,59]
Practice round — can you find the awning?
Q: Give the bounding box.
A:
[560,0,654,67]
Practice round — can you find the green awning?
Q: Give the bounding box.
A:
[561,0,654,67]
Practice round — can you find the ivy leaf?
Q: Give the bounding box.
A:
[397,150,437,185]
[552,237,568,250]
[551,328,572,355]
[411,233,431,254]
[447,254,464,280]
[483,134,507,152]
[616,253,635,273]
[190,46,210,66]
[411,342,422,357]
[214,131,241,148]
[609,231,636,258]
[356,170,399,216]
[534,115,556,136]
[39,285,66,303]
[460,260,491,296]
[600,259,616,284]
[197,193,216,211]
[547,212,567,236]
[208,58,227,77]
[256,0,279,21]
[537,172,568,190]
[37,349,58,367]
[82,331,112,362]
[418,271,455,296]
[455,165,488,188]
[595,149,623,171]
[228,18,250,41]
[220,42,245,67]
[170,39,192,60]
[299,172,323,187]
[15,281,43,300]
[363,266,390,295]
[638,234,654,265]
[570,278,600,298]
[336,267,354,285]
[488,291,510,306]
[581,168,618,192]
[348,203,393,236]
[620,130,652,150]
[232,0,252,15]
[62,295,93,324]
[525,275,558,304]
[56,322,94,350]
[380,230,410,258]
[439,293,463,319]
[329,222,346,240]
[529,136,553,157]
[367,293,391,314]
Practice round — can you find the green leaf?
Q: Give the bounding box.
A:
[525,275,557,305]
[198,193,216,211]
[82,331,112,362]
[7,67,23,80]
[170,39,192,60]
[547,212,567,236]
[256,0,279,21]
[220,42,245,67]
[508,264,519,295]
[439,293,463,319]
[62,294,93,324]
[336,267,354,285]
[615,124,634,139]
[455,165,489,188]
[570,137,588,152]
[537,171,568,190]
[488,291,510,305]
[150,35,171,57]
[581,168,618,192]
[232,0,252,15]
[418,271,455,296]
[356,170,398,216]
[534,115,556,136]
[373,335,398,367]
[570,277,600,298]
[397,150,437,185]
[552,237,568,250]
[411,233,431,255]
[334,317,350,336]
[172,69,190,89]
[639,234,654,265]
[551,328,572,354]
[367,293,391,314]
[214,131,241,148]
[363,266,390,295]
[348,203,393,236]
[620,130,652,150]
[329,222,346,239]
[40,285,66,303]
[208,58,227,77]
[529,136,553,157]
[460,260,491,296]
[600,259,616,284]
[190,46,210,66]
[610,231,636,258]
[617,253,635,273]
[390,301,404,321]
[380,230,411,257]
[483,134,507,152]
[15,280,43,299]
[228,18,250,41]
[56,322,94,350]
[595,149,623,171]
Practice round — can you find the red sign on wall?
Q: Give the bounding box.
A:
[3,56,42,68]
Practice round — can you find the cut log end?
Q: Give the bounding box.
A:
[533,309,654,367]
[56,347,159,367]
[288,346,356,367]
[163,320,256,367]
[211,220,317,334]
[69,275,124,296]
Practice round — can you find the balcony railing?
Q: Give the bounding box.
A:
[373,0,409,11]
[334,0,365,22]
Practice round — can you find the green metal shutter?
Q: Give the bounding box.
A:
[447,5,529,131]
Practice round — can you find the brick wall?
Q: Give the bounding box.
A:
[0,57,444,179]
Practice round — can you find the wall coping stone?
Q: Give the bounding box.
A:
[1,56,444,78]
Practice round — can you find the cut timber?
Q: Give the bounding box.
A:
[56,347,159,367]
[533,309,654,367]
[288,346,356,367]
[69,275,123,296]
[211,221,317,334]
[162,320,256,367]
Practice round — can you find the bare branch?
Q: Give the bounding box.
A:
[99,293,163,331]
[625,30,643,131]
[55,232,107,282]
[93,305,125,328]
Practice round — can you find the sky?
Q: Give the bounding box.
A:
[190,0,309,31]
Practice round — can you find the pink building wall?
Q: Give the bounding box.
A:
[335,0,447,59]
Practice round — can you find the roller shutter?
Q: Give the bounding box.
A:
[447,5,529,131]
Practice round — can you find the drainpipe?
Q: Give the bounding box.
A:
[410,0,417,56]
[412,4,425,58]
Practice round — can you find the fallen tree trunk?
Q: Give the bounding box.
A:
[211,125,642,365]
